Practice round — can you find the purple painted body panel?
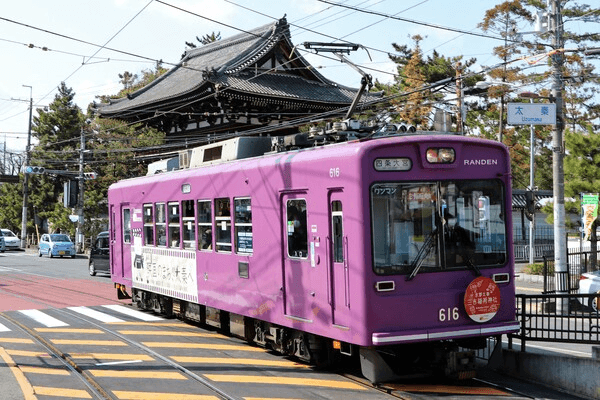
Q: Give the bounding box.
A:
[109,134,517,347]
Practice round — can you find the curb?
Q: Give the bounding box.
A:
[514,273,544,283]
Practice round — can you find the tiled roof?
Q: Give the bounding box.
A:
[97,17,375,116]
[216,72,378,105]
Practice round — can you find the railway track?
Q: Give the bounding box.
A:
[0,305,393,400]
[0,303,536,400]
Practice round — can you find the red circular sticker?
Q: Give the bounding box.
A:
[464,277,501,323]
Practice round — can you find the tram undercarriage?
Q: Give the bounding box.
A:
[129,287,482,383]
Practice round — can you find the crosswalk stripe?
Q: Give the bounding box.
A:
[0,338,34,344]
[118,330,222,338]
[6,349,51,358]
[19,309,68,327]
[68,353,154,361]
[51,339,127,346]
[112,391,218,400]
[20,366,70,375]
[102,305,163,321]
[204,374,367,390]
[35,328,104,334]
[142,342,264,351]
[33,386,92,398]
[89,369,187,379]
[68,306,125,323]
[170,356,309,368]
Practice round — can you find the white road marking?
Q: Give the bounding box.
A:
[19,309,68,327]
[102,304,163,321]
[68,306,126,323]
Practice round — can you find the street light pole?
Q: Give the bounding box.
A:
[20,85,32,249]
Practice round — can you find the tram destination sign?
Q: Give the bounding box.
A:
[507,103,556,125]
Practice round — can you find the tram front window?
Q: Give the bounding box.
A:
[371,181,507,276]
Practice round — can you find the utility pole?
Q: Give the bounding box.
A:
[20,85,33,249]
[76,123,86,253]
[528,98,536,265]
[550,0,568,311]
[455,62,463,133]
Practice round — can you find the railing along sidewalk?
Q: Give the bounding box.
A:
[508,293,600,352]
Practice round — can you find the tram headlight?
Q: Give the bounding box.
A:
[426,147,455,164]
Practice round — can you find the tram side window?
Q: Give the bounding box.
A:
[197,200,212,251]
[215,198,231,252]
[287,199,308,258]
[123,208,131,243]
[168,201,180,248]
[155,203,167,246]
[331,200,344,263]
[182,200,195,249]
[234,197,252,254]
[143,204,154,246]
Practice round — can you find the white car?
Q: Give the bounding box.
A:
[579,270,600,312]
[1,229,20,250]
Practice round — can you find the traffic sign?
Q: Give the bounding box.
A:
[507,103,556,125]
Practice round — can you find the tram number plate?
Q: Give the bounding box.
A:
[439,307,459,322]
[59,251,65,255]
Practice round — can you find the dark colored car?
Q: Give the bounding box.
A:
[88,231,110,276]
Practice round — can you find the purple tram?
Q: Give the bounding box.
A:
[108,132,519,382]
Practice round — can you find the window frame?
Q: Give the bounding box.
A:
[197,200,213,251]
[181,199,196,250]
[143,203,154,246]
[155,202,167,247]
[286,198,308,259]
[167,201,180,249]
[214,198,232,253]
[234,197,253,254]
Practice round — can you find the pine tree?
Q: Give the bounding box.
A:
[28,82,84,237]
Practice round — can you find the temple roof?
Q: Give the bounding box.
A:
[97,17,377,120]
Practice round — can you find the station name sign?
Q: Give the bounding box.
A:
[507,103,556,125]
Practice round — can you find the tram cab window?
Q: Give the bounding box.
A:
[197,200,212,250]
[286,199,308,258]
[143,204,154,246]
[215,198,231,252]
[155,203,167,247]
[371,181,507,276]
[182,200,195,249]
[168,202,180,248]
[234,197,252,254]
[123,208,131,243]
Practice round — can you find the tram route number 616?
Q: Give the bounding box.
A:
[329,167,340,178]
[439,307,460,322]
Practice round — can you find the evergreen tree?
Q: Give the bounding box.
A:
[28,82,84,237]
[379,36,480,131]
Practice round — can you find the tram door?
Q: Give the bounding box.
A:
[282,193,312,321]
[328,191,350,328]
[110,203,131,279]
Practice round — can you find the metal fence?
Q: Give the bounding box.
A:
[542,248,600,293]
[508,293,600,351]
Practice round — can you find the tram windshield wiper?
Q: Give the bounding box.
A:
[406,228,437,281]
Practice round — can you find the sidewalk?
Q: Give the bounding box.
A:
[514,262,544,284]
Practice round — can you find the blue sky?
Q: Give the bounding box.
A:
[0,0,587,152]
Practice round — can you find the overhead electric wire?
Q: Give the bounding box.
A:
[316,0,522,43]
